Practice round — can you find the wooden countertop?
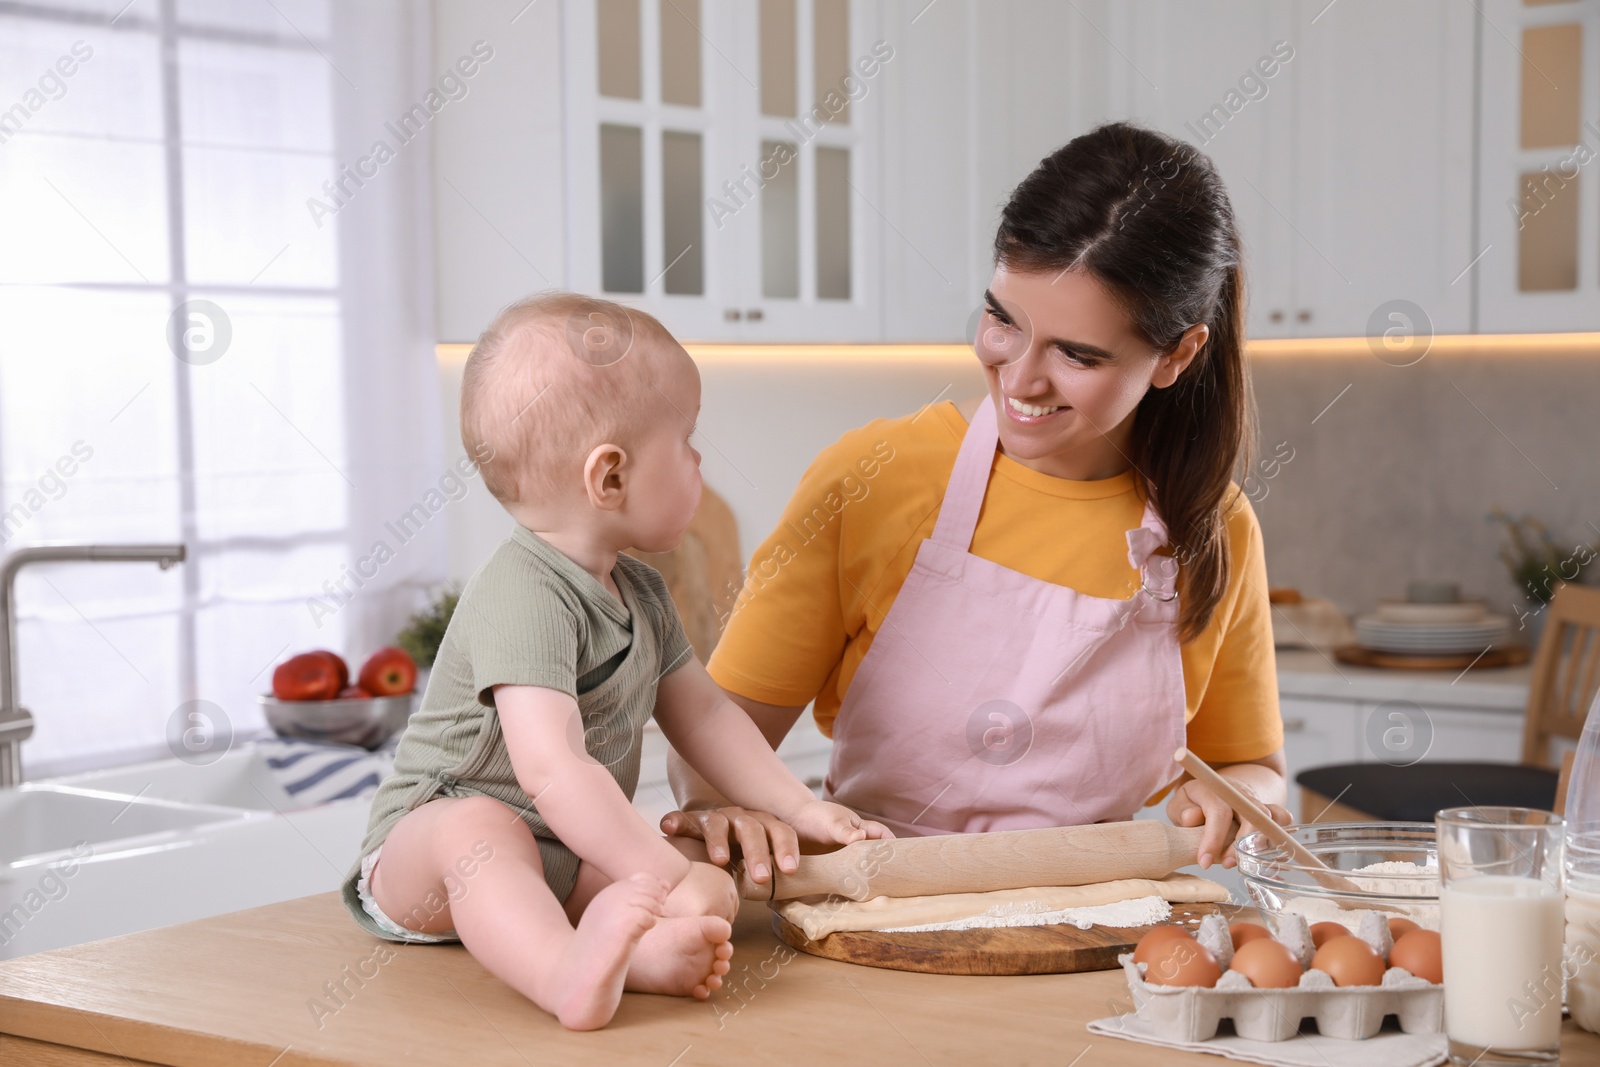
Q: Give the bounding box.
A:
[3,894,1599,1066]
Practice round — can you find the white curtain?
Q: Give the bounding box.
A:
[0,0,446,777]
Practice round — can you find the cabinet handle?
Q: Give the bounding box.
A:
[723,308,742,322]
[1269,310,1285,323]
[1296,309,1312,323]
[1282,717,1307,733]
[745,308,764,322]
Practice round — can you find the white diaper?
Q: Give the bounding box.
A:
[356,845,461,944]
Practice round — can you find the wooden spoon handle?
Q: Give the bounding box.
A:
[1175,747,1368,895]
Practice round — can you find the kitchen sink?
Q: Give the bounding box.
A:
[0,784,258,867]
[51,745,298,812]
[0,744,379,959]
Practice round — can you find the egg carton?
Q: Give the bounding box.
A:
[1118,954,1443,1042]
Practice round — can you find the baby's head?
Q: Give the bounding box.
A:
[461,292,702,552]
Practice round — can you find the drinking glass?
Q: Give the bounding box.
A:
[1437,806,1566,1066]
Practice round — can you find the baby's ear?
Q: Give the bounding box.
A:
[582,443,628,509]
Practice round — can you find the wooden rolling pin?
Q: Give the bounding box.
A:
[734,820,1207,902]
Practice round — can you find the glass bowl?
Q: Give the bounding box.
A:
[1234,822,1440,934]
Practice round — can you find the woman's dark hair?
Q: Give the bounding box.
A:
[994,121,1254,643]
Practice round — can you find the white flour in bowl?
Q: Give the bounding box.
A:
[1280,860,1439,928]
[882,894,1171,933]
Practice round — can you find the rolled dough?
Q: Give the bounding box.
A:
[775,873,1230,940]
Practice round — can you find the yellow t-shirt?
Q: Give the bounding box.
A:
[706,401,1283,769]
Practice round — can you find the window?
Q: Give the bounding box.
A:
[0,1,443,776]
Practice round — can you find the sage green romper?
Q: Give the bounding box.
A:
[340,526,694,941]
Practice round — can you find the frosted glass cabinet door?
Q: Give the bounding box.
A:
[719,0,883,340]
[1476,0,1600,333]
[564,0,884,341]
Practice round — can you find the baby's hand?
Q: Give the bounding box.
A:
[784,800,893,854]
[663,860,738,923]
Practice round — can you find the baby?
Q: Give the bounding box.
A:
[339,292,878,1029]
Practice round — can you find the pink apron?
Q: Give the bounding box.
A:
[823,398,1188,837]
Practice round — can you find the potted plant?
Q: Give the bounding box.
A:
[1488,508,1598,646]
[397,587,458,675]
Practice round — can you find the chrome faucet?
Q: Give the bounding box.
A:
[0,544,187,788]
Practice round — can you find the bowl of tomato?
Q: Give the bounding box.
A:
[261,647,419,749]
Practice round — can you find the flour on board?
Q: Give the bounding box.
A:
[881,894,1172,933]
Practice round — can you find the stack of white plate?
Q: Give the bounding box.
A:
[1354,599,1511,655]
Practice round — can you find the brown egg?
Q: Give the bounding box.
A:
[1387,917,1421,941]
[1143,936,1222,988]
[1309,921,1349,948]
[1311,935,1386,987]
[1229,922,1272,951]
[1133,925,1196,967]
[1228,938,1304,989]
[1389,929,1442,984]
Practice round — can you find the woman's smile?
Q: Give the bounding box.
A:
[1004,394,1070,422]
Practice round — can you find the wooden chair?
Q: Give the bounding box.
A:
[1297,582,1600,823]
[625,484,743,664]
[1557,750,1578,816]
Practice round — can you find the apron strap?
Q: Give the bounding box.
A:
[928,397,1000,550]
[1127,500,1178,601]
[933,399,1180,605]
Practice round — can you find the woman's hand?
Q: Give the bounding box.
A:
[660,805,801,887]
[660,802,892,887]
[1166,776,1292,869]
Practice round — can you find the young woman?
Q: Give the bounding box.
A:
[664,121,1291,887]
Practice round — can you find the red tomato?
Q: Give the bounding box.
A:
[312,650,350,690]
[358,646,417,696]
[273,652,343,701]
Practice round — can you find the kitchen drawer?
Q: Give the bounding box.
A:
[1385,706,1523,764]
[1355,702,1527,766]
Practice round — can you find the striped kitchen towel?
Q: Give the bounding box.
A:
[256,734,398,807]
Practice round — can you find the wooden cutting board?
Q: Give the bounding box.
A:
[1334,643,1529,670]
[773,901,1240,976]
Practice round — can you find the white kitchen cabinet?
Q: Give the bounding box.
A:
[561,0,887,342]
[1123,1,1298,341]
[433,0,569,344]
[1124,1,1476,340]
[1476,0,1600,333]
[1277,696,1530,822]
[1392,705,1526,764]
[1275,650,1535,812]
[1292,0,1477,339]
[434,0,889,343]
[1278,696,1362,786]
[435,1,1555,343]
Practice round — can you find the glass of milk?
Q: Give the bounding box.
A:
[1438,806,1565,1066]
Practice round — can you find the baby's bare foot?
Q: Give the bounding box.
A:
[625,915,734,999]
[546,874,666,1030]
